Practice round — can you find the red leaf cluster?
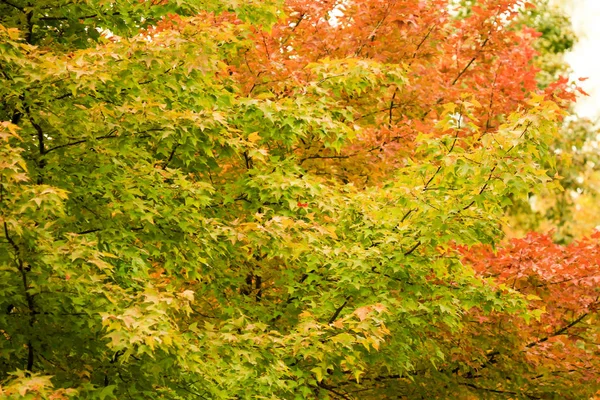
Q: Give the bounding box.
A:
[227,0,577,181]
[462,233,600,388]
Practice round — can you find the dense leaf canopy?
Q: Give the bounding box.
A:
[0,0,598,399]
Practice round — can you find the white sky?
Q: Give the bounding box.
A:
[565,0,600,120]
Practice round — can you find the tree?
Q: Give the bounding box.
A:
[0,0,596,399]
[504,0,600,242]
[459,232,600,399]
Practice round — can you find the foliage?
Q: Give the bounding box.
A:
[515,0,576,88]
[461,232,600,399]
[506,0,600,242]
[523,116,600,242]
[0,0,597,399]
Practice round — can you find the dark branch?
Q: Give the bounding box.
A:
[400,208,415,223]
[388,88,397,126]
[451,35,490,86]
[526,313,589,348]
[462,165,496,211]
[460,382,541,399]
[299,154,353,163]
[404,241,421,256]
[410,24,437,64]
[162,144,179,170]
[77,228,102,235]
[3,221,36,371]
[38,14,99,21]
[328,297,350,324]
[0,0,24,12]
[317,382,353,400]
[281,13,305,46]
[354,2,392,57]
[45,129,119,153]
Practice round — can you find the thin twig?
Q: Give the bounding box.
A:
[451,35,490,86]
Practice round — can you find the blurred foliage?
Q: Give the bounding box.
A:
[451,0,600,243]
[517,0,576,87]
[531,117,600,241]
[503,0,600,242]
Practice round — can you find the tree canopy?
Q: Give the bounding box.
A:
[1,0,598,399]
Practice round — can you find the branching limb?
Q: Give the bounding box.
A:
[526,313,589,348]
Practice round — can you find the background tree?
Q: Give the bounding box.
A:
[506,0,600,242]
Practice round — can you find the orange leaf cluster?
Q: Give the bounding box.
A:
[151,1,579,184]
[462,232,600,388]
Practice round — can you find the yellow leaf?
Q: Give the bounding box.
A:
[442,103,456,114]
[371,338,380,351]
[145,335,155,350]
[325,226,338,239]
[354,369,363,383]
[240,222,260,231]
[248,131,261,143]
[470,98,482,108]
[311,367,323,382]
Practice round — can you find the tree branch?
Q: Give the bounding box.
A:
[354,1,394,57]
[451,35,490,86]
[409,24,437,65]
[389,88,397,126]
[459,382,541,399]
[0,0,24,12]
[162,144,179,170]
[27,115,46,184]
[299,153,353,163]
[404,241,421,256]
[281,13,305,46]
[3,221,36,371]
[328,297,350,324]
[45,129,122,153]
[317,382,353,400]
[526,313,589,348]
[462,165,496,211]
[38,14,99,21]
